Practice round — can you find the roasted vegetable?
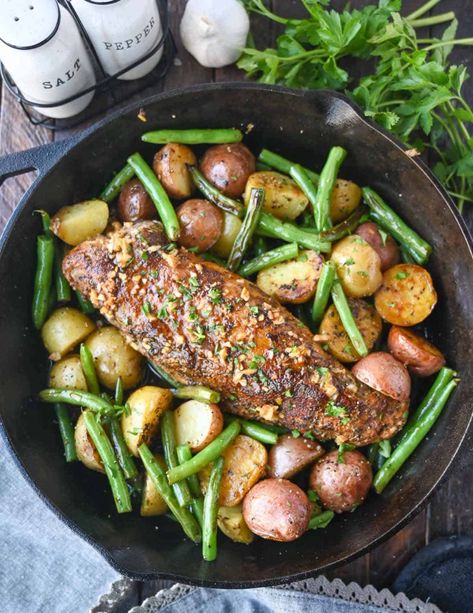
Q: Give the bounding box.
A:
[352,351,411,402]
[268,434,325,479]
[75,412,104,473]
[217,505,254,544]
[153,143,197,200]
[176,199,223,252]
[118,178,157,223]
[374,264,437,326]
[49,354,88,390]
[387,326,445,377]
[309,450,372,513]
[319,299,382,363]
[242,478,311,542]
[245,171,308,220]
[212,211,243,258]
[174,400,224,452]
[256,250,323,304]
[50,200,109,247]
[122,386,173,456]
[355,222,400,272]
[199,434,267,507]
[141,453,169,517]
[330,179,362,223]
[331,235,383,298]
[201,143,255,197]
[41,307,96,358]
[85,327,144,390]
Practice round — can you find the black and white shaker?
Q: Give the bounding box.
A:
[0,0,96,119]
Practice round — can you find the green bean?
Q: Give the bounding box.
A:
[75,290,95,315]
[177,444,205,528]
[374,379,457,493]
[308,510,335,530]
[114,377,124,406]
[362,187,432,265]
[320,206,368,242]
[202,456,224,561]
[400,248,415,264]
[227,188,265,271]
[173,386,221,404]
[54,242,71,303]
[128,153,180,241]
[80,343,100,395]
[54,403,77,462]
[32,235,55,330]
[313,147,347,231]
[100,164,135,203]
[331,277,368,357]
[142,128,243,145]
[255,161,272,172]
[167,420,240,484]
[312,261,336,325]
[238,243,298,277]
[139,443,202,542]
[253,236,268,257]
[35,209,52,237]
[109,418,138,480]
[290,164,318,210]
[225,416,278,445]
[257,212,331,253]
[147,360,182,388]
[161,411,193,507]
[39,388,116,415]
[83,410,132,513]
[258,149,319,183]
[188,165,243,217]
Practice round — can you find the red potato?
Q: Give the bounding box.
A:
[153,143,197,199]
[355,222,400,272]
[352,351,411,402]
[174,400,224,452]
[309,450,372,513]
[268,434,325,479]
[243,478,311,541]
[176,199,223,252]
[200,143,256,197]
[118,178,157,223]
[387,326,445,377]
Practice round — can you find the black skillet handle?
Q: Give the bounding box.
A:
[0,138,76,188]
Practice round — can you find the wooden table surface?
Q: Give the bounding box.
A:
[1,0,472,607]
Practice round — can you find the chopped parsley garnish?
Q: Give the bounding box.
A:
[248,355,265,369]
[325,401,348,418]
[157,306,168,320]
[316,367,329,377]
[141,251,149,261]
[291,429,301,438]
[209,287,222,304]
[337,443,355,463]
[344,257,355,266]
[378,439,392,458]
[257,369,268,385]
[193,324,206,344]
[149,270,158,279]
[249,305,259,315]
[228,393,238,401]
[189,276,200,290]
[357,270,369,277]
[284,389,293,398]
[395,271,410,280]
[303,431,315,440]
[141,301,152,317]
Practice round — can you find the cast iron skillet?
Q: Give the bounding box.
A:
[0,84,472,586]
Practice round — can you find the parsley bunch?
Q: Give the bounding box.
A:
[238,0,473,211]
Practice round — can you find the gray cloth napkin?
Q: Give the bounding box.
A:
[0,435,119,613]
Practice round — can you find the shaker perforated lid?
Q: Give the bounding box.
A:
[0,0,61,50]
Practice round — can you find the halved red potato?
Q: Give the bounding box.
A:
[75,413,103,473]
[352,351,411,402]
[268,434,325,479]
[355,222,400,272]
[153,143,197,199]
[387,326,445,377]
[174,400,224,452]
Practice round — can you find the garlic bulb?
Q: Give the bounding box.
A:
[180,0,250,68]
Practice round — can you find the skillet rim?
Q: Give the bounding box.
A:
[0,82,472,586]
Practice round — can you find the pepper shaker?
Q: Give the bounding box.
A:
[69,0,163,81]
[0,0,96,119]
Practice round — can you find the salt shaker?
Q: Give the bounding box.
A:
[69,0,163,81]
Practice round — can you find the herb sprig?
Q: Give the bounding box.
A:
[238,0,473,211]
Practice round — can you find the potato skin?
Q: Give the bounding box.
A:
[330,179,362,223]
[355,222,400,272]
[201,143,255,197]
[217,505,254,544]
[388,326,445,377]
[199,435,267,507]
[85,326,143,390]
[153,143,197,199]
[176,199,223,252]
[244,171,308,220]
[319,299,382,363]
[141,453,168,517]
[375,264,437,326]
[49,354,88,390]
[243,478,311,541]
[268,434,325,479]
[41,307,96,359]
[174,400,224,452]
[256,250,324,304]
[309,450,372,513]
[75,412,104,473]
[51,199,109,246]
[352,351,411,402]
[331,235,383,298]
[118,178,157,223]
[212,211,242,258]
